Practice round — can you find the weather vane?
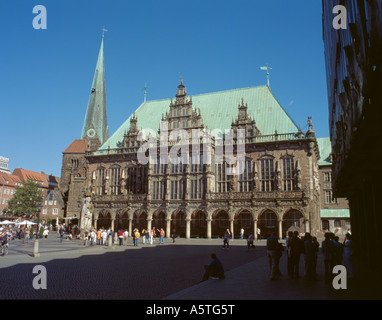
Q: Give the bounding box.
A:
[260,63,272,88]
[102,26,108,38]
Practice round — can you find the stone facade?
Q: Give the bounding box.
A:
[64,82,322,239]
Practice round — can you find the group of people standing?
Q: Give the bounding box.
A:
[78,227,167,247]
[267,230,354,282]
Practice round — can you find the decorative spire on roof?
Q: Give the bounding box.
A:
[81,34,109,152]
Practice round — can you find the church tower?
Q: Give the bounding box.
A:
[81,35,109,152]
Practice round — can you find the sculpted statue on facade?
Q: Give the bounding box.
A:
[80,195,94,232]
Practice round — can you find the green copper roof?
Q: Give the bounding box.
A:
[320,209,350,218]
[81,38,109,145]
[317,137,332,166]
[98,84,299,152]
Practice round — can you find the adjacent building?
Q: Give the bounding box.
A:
[322,0,382,281]
[0,156,11,174]
[317,137,350,235]
[0,171,23,215]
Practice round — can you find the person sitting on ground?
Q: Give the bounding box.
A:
[201,253,225,282]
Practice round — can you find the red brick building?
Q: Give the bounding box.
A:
[0,172,23,215]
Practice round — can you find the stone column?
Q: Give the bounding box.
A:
[111,218,115,232]
[254,219,258,240]
[93,218,98,231]
[305,219,310,233]
[147,218,152,231]
[128,218,132,237]
[166,219,171,238]
[207,219,212,239]
[230,219,234,239]
[186,219,191,239]
[278,219,283,239]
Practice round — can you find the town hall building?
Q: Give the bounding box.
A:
[60,36,339,239]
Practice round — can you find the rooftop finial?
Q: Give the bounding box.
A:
[102,26,108,38]
[143,82,148,103]
[260,63,272,88]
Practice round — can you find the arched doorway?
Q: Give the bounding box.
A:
[191,211,207,238]
[282,209,304,237]
[152,211,166,231]
[97,211,111,230]
[133,211,147,231]
[257,210,278,239]
[172,211,186,237]
[212,210,230,238]
[234,210,253,239]
[115,211,129,231]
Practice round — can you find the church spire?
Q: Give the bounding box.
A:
[81,35,109,151]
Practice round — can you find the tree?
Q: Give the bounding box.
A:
[6,179,44,219]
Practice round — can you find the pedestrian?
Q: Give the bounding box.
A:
[159,228,165,244]
[247,233,255,251]
[59,226,64,243]
[201,253,225,282]
[275,241,284,277]
[83,232,89,246]
[25,228,30,243]
[123,229,129,245]
[343,232,354,279]
[171,228,176,243]
[222,229,231,249]
[240,228,244,240]
[101,229,107,245]
[267,232,281,280]
[141,229,146,244]
[286,231,294,278]
[322,232,335,284]
[118,229,124,245]
[43,228,49,239]
[152,227,156,243]
[333,236,343,266]
[134,229,140,246]
[109,229,114,245]
[289,231,304,279]
[97,229,101,245]
[312,236,320,278]
[90,229,96,246]
[303,233,316,280]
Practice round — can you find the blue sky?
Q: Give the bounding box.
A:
[1,0,329,178]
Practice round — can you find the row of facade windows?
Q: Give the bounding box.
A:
[93,157,298,195]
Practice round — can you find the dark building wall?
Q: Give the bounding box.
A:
[322,0,382,285]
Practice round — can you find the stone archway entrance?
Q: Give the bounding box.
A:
[191,211,207,238]
[115,211,129,231]
[172,211,186,237]
[257,210,278,239]
[282,209,304,238]
[234,210,253,239]
[212,211,230,238]
[133,211,147,231]
[152,211,166,231]
[97,211,111,229]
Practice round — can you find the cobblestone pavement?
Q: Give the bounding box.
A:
[0,234,262,299]
[1,234,379,301]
